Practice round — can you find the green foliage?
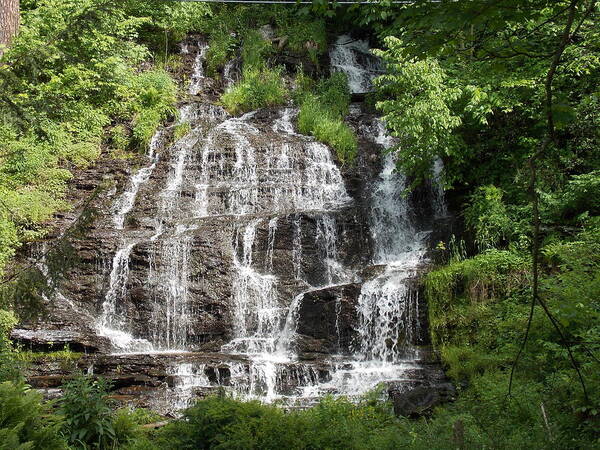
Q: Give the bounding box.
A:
[0,310,20,382]
[279,19,327,64]
[241,30,274,70]
[373,36,463,183]
[221,67,287,115]
[198,5,328,76]
[424,219,600,444]
[108,125,130,152]
[17,346,83,364]
[120,407,163,426]
[426,249,530,349]
[111,408,148,449]
[60,375,116,449]
[154,393,400,450]
[464,185,515,250]
[0,0,187,279]
[205,28,238,77]
[129,69,177,149]
[546,170,600,222]
[173,122,192,142]
[0,381,67,449]
[297,73,357,164]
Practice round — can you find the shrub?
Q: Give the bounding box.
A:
[278,19,327,64]
[155,395,301,449]
[130,70,178,149]
[221,67,287,115]
[464,185,514,250]
[241,30,274,70]
[0,381,67,449]
[60,375,116,449]
[109,124,130,152]
[296,73,357,164]
[205,28,238,76]
[425,249,530,349]
[550,170,600,221]
[154,391,404,449]
[112,408,145,448]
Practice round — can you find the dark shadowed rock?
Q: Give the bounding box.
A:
[296,283,361,356]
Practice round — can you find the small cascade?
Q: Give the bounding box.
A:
[356,267,419,362]
[170,363,211,411]
[149,231,193,350]
[189,42,209,95]
[224,219,281,355]
[315,215,343,285]
[329,35,384,94]
[432,158,448,218]
[223,58,239,89]
[265,217,278,272]
[112,130,164,229]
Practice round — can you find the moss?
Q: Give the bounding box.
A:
[173,122,191,141]
[17,345,83,363]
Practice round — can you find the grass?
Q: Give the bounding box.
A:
[221,67,287,115]
[296,73,357,164]
[17,347,83,363]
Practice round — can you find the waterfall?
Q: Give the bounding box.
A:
[329,35,384,94]
[85,36,447,407]
[149,232,193,350]
[112,130,164,229]
[224,219,282,355]
[96,126,167,352]
[189,42,209,95]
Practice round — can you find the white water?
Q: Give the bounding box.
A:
[92,37,446,406]
[189,42,209,95]
[112,130,164,229]
[98,42,211,352]
[329,35,384,94]
[97,127,166,351]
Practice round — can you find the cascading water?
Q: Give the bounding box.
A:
[329,35,384,94]
[96,127,166,352]
[84,36,447,410]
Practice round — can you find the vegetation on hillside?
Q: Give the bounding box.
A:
[0,0,598,448]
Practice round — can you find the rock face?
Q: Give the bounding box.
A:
[16,35,454,415]
[295,283,361,357]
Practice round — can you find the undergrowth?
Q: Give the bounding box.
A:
[221,67,287,115]
[296,72,358,164]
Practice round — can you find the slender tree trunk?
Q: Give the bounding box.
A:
[0,0,20,57]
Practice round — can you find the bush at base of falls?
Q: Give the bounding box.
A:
[135,386,596,449]
[221,67,288,115]
[0,381,67,450]
[59,375,152,450]
[423,219,600,446]
[149,394,409,450]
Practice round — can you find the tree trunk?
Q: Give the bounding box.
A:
[0,0,20,57]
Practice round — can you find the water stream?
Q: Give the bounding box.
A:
[91,36,444,410]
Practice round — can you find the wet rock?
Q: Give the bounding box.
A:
[11,329,111,353]
[296,283,361,355]
[388,377,456,417]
